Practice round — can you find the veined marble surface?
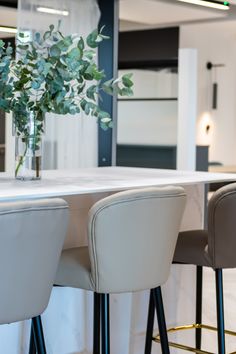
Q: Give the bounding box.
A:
[0,168,234,353]
[0,166,235,201]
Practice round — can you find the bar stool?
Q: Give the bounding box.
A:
[145,182,236,354]
[54,186,186,354]
[0,198,69,354]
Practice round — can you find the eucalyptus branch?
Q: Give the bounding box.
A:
[0,24,133,132]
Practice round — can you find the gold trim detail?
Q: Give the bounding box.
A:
[153,323,236,354]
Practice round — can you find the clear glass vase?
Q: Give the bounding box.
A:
[13,111,44,180]
[15,136,42,180]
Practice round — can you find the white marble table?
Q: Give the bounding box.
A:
[1,167,236,354]
[0,167,235,201]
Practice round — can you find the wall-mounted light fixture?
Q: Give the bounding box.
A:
[0,26,17,34]
[198,111,214,145]
[206,61,225,110]
[177,0,230,11]
[36,7,69,16]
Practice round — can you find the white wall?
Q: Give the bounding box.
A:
[117,69,178,146]
[180,20,236,165]
[118,100,178,145]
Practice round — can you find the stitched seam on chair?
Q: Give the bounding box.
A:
[90,193,186,292]
[92,193,186,212]
[211,191,236,268]
[89,272,95,290]
[0,205,68,216]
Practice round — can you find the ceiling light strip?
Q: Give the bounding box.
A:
[0,26,17,34]
[177,0,230,10]
[36,7,69,16]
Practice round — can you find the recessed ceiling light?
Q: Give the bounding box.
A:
[0,26,17,34]
[36,6,69,16]
[177,0,230,10]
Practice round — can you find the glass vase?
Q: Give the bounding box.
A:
[13,111,44,180]
[15,136,42,180]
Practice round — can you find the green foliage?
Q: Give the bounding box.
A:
[0,24,133,134]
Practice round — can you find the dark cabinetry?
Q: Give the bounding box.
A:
[117,144,209,172]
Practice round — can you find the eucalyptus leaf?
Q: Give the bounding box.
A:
[119,87,133,96]
[68,47,81,60]
[43,31,51,40]
[122,73,134,88]
[50,45,61,57]
[84,50,95,60]
[6,46,13,55]
[78,37,84,51]
[18,45,29,51]
[86,29,99,48]
[86,85,97,101]
[99,25,110,40]
[31,81,41,89]
[0,23,134,132]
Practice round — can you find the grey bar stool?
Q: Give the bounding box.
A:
[0,198,69,354]
[145,182,236,354]
[54,186,186,354]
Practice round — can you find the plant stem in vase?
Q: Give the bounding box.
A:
[15,136,42,180]
[14,111,44,180]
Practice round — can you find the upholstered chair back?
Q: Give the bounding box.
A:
[0,198,68,324]
[87,186,186,293]
[207,183,236,269]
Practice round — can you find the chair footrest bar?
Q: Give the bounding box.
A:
[153,323,236,354]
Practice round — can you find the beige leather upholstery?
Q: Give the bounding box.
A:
[0,198,69,324]
[56,186,186,294]
[174,183,236,269]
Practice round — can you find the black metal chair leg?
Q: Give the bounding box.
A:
[144,290,155,354]
[101,294,110,354]
[215,269,226,354]
[32,316,47,354]
[196,266,203,350]
[153,287,170,354]
[94,292,101,354]
[29,320,37,354]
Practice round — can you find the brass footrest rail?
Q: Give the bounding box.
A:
[153,323,236,354]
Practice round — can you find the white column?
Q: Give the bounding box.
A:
[177,48,197,171]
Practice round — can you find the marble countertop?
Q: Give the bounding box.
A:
[0,166,236,201]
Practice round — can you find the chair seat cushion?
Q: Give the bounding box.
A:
[173,230,212,267]
[55,247,94,291]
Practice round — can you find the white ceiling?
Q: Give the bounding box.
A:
[119,0,234,31]
[0,0,235,36]
[0,6,16,27]
[0,6,17,37]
